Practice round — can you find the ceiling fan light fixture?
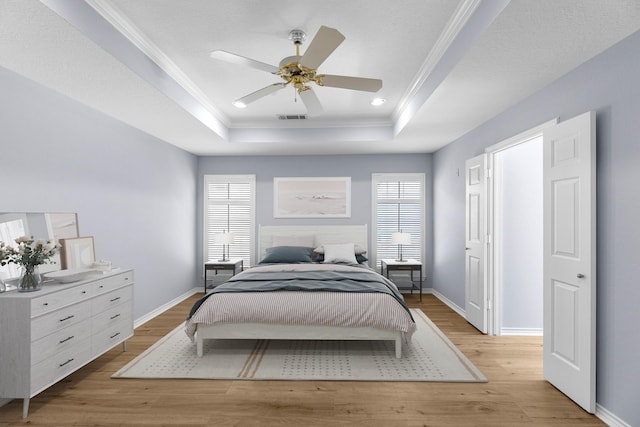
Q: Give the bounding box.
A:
[288,29,307,46]
[371,97,386,106]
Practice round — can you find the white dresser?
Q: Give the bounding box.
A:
[0,269,134,418]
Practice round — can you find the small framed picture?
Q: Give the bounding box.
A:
[60,236,96,269]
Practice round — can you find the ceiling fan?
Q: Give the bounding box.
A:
[210,26,383,115]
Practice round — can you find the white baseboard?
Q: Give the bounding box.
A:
[134,286,201,328]
[428,288,466,318]
[596,403,632,427]
[500,327,543,336]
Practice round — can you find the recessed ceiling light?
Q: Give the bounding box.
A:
[371,98,386,106]
[232,100,247,108]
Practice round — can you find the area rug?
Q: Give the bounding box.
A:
[112,309,486,382]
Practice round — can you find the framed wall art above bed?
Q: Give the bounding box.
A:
[273,177,351,218]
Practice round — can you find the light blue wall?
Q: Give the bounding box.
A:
[197,154,433,274]
[433,30,640,424]
[0,66,199,320]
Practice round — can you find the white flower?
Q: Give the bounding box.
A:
[1,236,60,268]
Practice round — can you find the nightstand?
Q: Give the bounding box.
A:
[380,259,423,301]
[204,259,243,292]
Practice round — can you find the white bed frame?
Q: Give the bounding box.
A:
[195,224,404,358]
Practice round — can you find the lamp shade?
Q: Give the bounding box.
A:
[392,232,412,245]
[213,232,235,245]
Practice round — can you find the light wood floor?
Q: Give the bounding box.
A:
[0,293,604,426]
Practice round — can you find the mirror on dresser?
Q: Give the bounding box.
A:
[0,212,79,281]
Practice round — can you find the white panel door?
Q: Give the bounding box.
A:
[543,111,596,413]
[465,154,487,333]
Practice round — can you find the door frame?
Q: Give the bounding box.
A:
[484,119,558,335]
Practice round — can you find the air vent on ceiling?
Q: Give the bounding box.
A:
[277,114,307,120]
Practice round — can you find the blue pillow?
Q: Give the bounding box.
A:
[259,246,314,264]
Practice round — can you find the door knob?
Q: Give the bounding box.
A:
[577,273,585,279]
[465,247,471,250]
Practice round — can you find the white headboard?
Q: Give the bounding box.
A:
[258,224,368,261]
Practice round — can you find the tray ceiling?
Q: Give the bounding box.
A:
[1,0,639,155]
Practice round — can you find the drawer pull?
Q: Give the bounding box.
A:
[43,302,49,306]
[110,313,121,320]
[82,291,87,294]
[110,297,121,302]
[59,315,75,322]
[99,285,104,289]
[59,336,74,344]
[59,358,74,367]
[110,332,121,339]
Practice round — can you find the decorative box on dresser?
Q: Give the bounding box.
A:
[0,269,134,418]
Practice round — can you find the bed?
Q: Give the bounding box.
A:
[185,225,416,358]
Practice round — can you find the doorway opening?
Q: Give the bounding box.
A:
[490,136,543,336]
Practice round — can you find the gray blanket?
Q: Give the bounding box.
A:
[188,267,413,321]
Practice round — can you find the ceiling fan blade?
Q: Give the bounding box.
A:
[320,75,382,92]
[210,50,280,74]
[299,26,345,70]
[234,83,287,107]
[299,89,324,115]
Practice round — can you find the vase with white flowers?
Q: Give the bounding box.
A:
[0,236,61,292]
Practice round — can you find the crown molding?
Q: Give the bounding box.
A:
[393,0,483,122]
[392,0,511,137]
[84,0,229,128]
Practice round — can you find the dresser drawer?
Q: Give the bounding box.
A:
[92,286,133,315]
[92,301,133,355]
[31,302,92,341]
[92,300,133,331]
[31,336,92,394]
[31,283,93,317]
[31,320,92,366]
[93,271,134,295]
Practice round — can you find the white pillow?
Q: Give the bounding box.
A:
[314,243,366,255]
[322,243,357,264]
[271,235,314,248]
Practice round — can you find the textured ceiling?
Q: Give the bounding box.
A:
[1,0,639,155]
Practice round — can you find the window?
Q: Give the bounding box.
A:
[204,175,255,267]
[371,173,425,269]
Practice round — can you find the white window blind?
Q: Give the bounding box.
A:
[204,175,255,267]
[372,173,425,269]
